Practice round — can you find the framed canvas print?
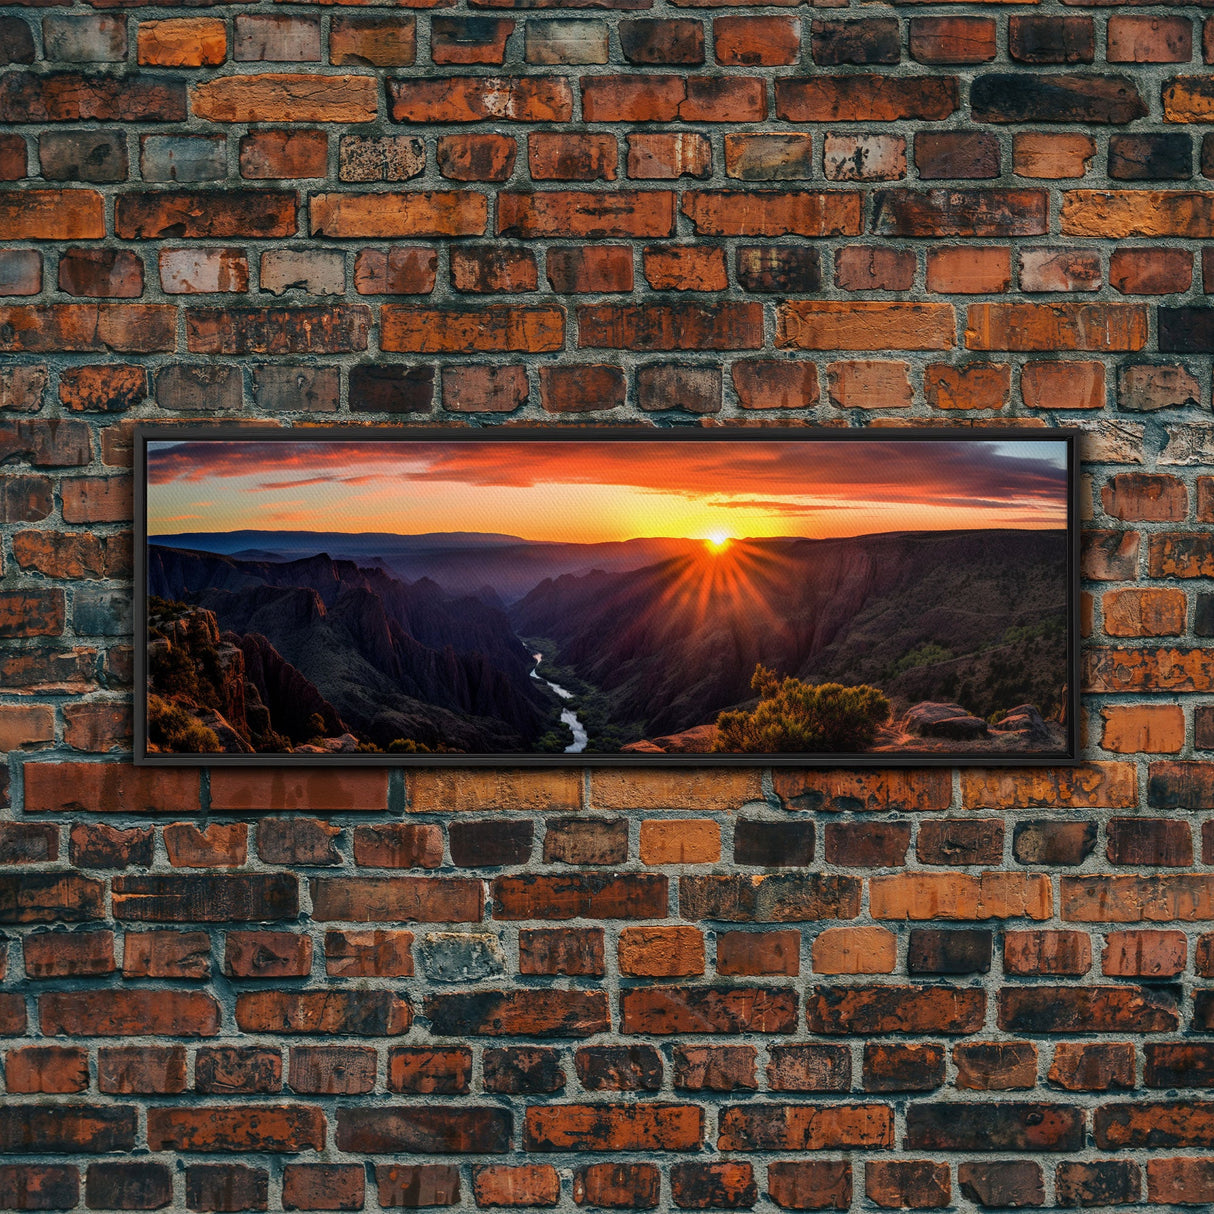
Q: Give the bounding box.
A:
[134,426,1080,766]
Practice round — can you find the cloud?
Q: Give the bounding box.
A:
[148,437,1069,513]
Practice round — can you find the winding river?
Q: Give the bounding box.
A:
[531,653,588,753]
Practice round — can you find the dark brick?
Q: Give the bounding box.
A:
[810,19,899,66]
[483,1047,565,1094]
[733,820,814,867]
[958,1161,1044,1209]
[184,1165,268,1213]
[85,1163,172,1210]
[449,819,533,867]
[971,75,1146,124]
[1109,134,1192,181]
[863,1043,946,1093]
[576,1045,663,1092]
[906,1104,1084,1152]
[1013,821,1097,865]
[348,364,434,412]
[1009,16,1095,64]
[1160,307,1214,352]
[907,930,992,975]
[736,246,821,294]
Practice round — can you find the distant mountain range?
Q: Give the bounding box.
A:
[151,530,705,603]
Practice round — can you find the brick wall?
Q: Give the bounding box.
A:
[2,0,1214,1210]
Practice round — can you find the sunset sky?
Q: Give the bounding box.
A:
[146,437,1069,545]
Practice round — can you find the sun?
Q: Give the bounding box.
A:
[704,531,731,551]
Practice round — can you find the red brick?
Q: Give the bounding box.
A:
[375,1164,460,1209]
[325,929,414,978]
[583,74,764,123]
[627,132,711,180]
[427,990,608,1038]
[926,246,1010,295]
[1110,247,1192,295]
[391,76,571,123]
[1109,15,1192,62]
[40,989,220,1037]
[579,302,761,351]
[776,76,957,122]
[865,1161,950,1210]
[826,360,912,410]
[618,926,704,978]
[1147,1159,1214,1205]
[388,1047,471,1094]
[474,1165,560,1209]
[518,928,605,976]
[573,1162,659,1209]
[1102,929,1186,977]
[240,129,328,179]
[719,1104,892,1152]
[732,360,818,410]
[767,1162,851,1211]
[643,245,727,292]
[779,302,954,351]
[124,930,211,979]
[381,304,563,353]
[714,16,799,65]
[500,190,673,239]
[5,1045,88,1094]
[528,131,616,181]
[835,247,915,292]
[806,986,985,1035]
[768,1044,850,1093]
[451,246,537,293]
[236,990,410,1036]
[909,17,995,64]
[1102,587,1186,637]
[58,248,143,299]
[185,1164,268,1213]
[0,70,183,123]
[717,930,800,977]
[546,246,632,293]
[23,929,115,977]
[288,1047,374,1097]
[432,16,511,64]
[620,19,702,66]
[330,16,415,66]
[0,305,174,354]
[138,18,227,66]
[196,1046,282,1095]
[226,931,313,979]
[683,191,859,237]
[953,1042,1038,1091]
[925,362,1010,411]
[436,133,516,182]
[210,770,386,812]
[283,1164,364,1212]
[117,191,295,239]
[149,1106,324,1153]
[98,1046,186,1095]
[526,1104,703,1152]
[1101,704,1186,754]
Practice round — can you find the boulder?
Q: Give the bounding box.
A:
[991,703,1052,743]
[902,701,989,740]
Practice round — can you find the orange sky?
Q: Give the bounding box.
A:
[147,437,1069,545]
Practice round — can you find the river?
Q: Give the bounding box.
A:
[531,653,588,753]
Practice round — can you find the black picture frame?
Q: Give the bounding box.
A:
[134,424,1081,767]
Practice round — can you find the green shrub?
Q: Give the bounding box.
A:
[147,695,222,754]
[713,665,890,754]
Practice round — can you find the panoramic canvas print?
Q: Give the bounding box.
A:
[137,429,1076,764]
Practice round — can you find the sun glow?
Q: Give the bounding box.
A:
[705,531,731,550]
